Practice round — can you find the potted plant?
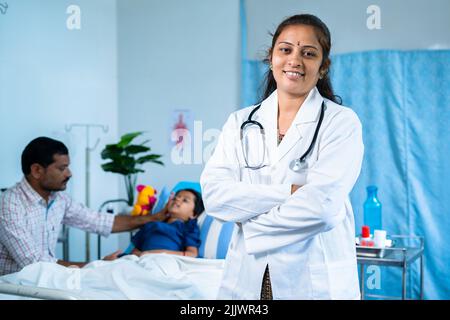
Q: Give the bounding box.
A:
[100,131,164,206]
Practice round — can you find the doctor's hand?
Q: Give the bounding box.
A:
[291,184,301,194]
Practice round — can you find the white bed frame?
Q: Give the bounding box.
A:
[0,283,83,300]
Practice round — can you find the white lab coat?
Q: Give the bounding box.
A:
[200,87,364,299]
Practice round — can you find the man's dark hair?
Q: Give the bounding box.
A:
[21,137,69,175]
[176,188,205,217]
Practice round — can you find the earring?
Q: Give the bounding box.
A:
[319,70,327,79]
[270,64,273,70]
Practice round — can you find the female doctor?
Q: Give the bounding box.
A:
[200,14,364,299]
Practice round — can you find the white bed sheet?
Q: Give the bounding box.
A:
[0,254,225,300]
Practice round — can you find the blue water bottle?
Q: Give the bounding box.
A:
[363,185,382,234]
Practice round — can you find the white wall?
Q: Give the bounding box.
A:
[116,0,240,212]
[0,0,121,261]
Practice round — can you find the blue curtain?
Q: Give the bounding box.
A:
[333,50,450,300]
[241,48,450,299]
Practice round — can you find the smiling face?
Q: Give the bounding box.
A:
[270,24,324,100]
[168,190,197,221]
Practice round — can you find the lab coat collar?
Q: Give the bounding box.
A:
[255,91,278,164]
[291,86,324,125]
[256,87,324,164]
[279,87,324,162]
[256,89,278,129]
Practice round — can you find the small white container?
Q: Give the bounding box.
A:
[373,230,387,248]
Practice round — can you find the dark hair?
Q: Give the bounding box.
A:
[176,188,205,217]
[21,137,69,175]
[261,14,341,104]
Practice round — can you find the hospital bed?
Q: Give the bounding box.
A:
[0,182,234,300]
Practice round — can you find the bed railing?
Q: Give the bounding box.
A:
[0,283,84,300]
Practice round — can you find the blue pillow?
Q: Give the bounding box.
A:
[171,181,202,194]
[197,214,234,259]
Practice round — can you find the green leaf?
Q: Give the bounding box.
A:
[101,144,124,160]
[100,132,164,178]
[149,159,164,166]
[136,154,164,165]
[124,145,150,155]
[118,156,136,174]
[117,132,143,148]
[101,162,128,175]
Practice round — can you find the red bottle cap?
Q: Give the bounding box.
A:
[362,225,370,238]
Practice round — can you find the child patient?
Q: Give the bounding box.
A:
[130,189,204,258]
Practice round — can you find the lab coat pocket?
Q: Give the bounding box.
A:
[310,261,360,300]
[327,260,360,300]
[309,264,331,299]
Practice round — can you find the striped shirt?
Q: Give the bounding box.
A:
[0,177,114,276]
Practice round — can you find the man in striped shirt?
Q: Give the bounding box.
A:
[0,137,165,276]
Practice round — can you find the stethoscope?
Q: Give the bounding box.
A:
[240,101,325,171]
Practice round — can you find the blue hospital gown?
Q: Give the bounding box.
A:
[131,219,201,251]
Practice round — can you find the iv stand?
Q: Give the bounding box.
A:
[65,123,109,262]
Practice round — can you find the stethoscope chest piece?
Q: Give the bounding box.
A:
[289,158,308,172]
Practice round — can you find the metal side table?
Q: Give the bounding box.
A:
[357,235,424,300]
